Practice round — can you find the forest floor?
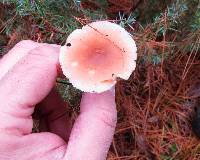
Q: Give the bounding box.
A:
[0,0,200,159]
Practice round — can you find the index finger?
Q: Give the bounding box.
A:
[0,40,40,80]
[0,44,60,135]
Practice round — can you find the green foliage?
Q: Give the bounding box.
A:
[72,0,81,9]
[191,7,200,30]
[17,0,45,16]
[82,9,107,21]
[152,0,189,32]
[160,154,172,160]
[160,143,178,160]
[170,143,178,153]
[2,0,46,16]
[140,51,169,66]
[1,0,82,43]
[0,0,111,43]
[136,0,172,25]
[56,78,81,108]
[119,12,136,29]
[166,0,188,24]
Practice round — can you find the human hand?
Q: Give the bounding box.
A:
[0,40,117,160]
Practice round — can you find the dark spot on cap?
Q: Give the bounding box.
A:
[66,43,71,47]
[106,35,108,36]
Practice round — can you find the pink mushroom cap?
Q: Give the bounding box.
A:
[59,21,137,93]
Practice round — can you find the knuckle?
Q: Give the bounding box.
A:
[15,40,35,47]
[98,109,117,128]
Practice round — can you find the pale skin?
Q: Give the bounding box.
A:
[0,40,117,160]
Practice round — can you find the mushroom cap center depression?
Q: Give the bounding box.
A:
[64,30,124,85]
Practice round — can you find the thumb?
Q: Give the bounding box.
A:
[65,89,117,160]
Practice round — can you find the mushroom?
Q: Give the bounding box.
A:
[59,21,137,93]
